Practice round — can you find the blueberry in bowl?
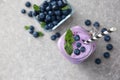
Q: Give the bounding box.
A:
[32,0,73,31]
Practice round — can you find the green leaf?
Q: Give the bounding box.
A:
[40,22,46,28]
[38,31,44,37]
[33,4,40,12]
[64,29,75,55]
[64,42,73,55]
[24,26,30,30]
[61,5,70,10]
[65,29,74,43]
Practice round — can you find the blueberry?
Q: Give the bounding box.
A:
[38,15,44,21]
[93,21,100,28]
[39,13,45,19]
[51,16,56,21]
[58,0,64,7]
[55,32,61,38]
[33,32,39,38]
[53,21,58,25]
[104,35,111,42]
[45,25,50,30]
[62,15,66,19]
[101,28,107,33]
[48,11,54,16]
[46,15,52,22]
[52,5,59,10]
[74,49,81,55]
[21,9,26,14]
[103,52,110,59]
[29,25,34,30]
[51,35,57,40]
[80,46,86,52]
[48,23,54,29]
[43,1,48,7]
[32,11,38,16]
[29,29,34,34]
[95,58,101,64]
[44,11,47,15]
[28,11,33,17]
[56,16,62,22]
[55,10,61,16]
[106,44,113,51]
[62,9,71,16]
[46,6,52,11]
[40,6,46,12]
[85,19,91,26]
[76,42,81,48]
[74,35,80,41]
[25,1,31,8]
[51,1,57,6]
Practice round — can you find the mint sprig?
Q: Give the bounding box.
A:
[61,5,70,10]
[33,4,40,12]
[64,29,75,55]
[38,31,44,37]
[40,22,46,28]
[24,26,30,30]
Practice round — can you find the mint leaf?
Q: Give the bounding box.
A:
[64,42,73,55]
[33,4,40,12]
[64,29,75,55]
[24,26,30,30]
[38,31,44,37]
[65,29,74,43]
[40,22,46,28]
[61,5,70,10]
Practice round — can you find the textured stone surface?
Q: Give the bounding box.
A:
[0,0,120,80]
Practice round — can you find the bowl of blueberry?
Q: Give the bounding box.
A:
[32,0,73,31]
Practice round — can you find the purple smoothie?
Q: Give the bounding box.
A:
[58,26,96,64]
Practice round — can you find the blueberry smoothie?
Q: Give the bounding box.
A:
[58,26,96,64]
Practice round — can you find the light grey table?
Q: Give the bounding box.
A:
[0,0,120,80]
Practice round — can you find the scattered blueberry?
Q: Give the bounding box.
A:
[101,28,107,33]
[29,25,34,30]
[51,35,57,40]
[25,1,31,8]
[32,11,38,16]
[76,42,81,48]
[104,35,111,42]
[93,21,100,28]
[55,32,61,38]
[28,11,33,17]
[33,32,39,38]
[103,52,110,59]
[21,9,26,14]
[29,29,34,34]
[74,35,80,41]
[95,58,101,64]
[106,44,113,51]
[85,19,91,26]
[80,46,86,52]
[43,1,49,7]
[74,49,81,55]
